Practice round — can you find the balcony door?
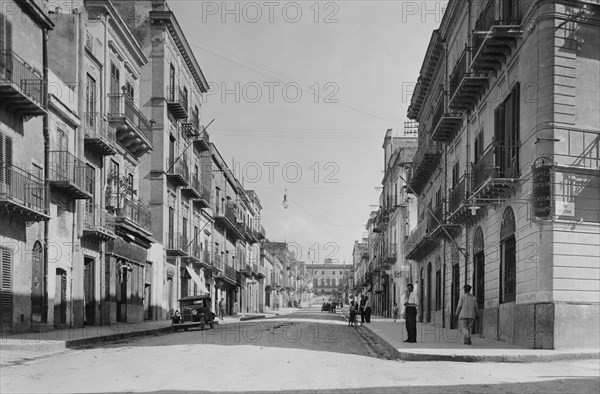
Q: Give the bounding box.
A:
[54,268,67,325]
[168,207,175,248]
[494,83,520,177]
[110,63,120,113]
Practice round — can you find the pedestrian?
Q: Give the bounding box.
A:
[392,302,399,322]
[456,284,478,345]
[332,301,336,314]
[404,284,418,343]
[218,299,225,320]
[359,296,366,325]
[348,301,356,327]
[364,296,372,323]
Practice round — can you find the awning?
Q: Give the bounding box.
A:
[186,266,209,294]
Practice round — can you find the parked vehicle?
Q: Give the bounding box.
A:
[171,295,216,332]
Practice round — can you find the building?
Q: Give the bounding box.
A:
[47,0,155,325]
[115,0,213,319]
[309,259,352,298]
[404,0,599,349]
[0,0,53,332]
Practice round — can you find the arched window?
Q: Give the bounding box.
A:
[500,207,516,303]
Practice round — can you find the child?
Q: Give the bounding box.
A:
[392,302,399,322]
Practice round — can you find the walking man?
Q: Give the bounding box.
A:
[404,284,418,343]
[456,284,478,345]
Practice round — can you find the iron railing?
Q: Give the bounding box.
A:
[166,231,188,253]
[448,175,467,214]
[166,85,188,110]
[449,48,470,100]
[84,202,116,235]
[472,0,522,56]
[84,112,116,146]
[0,49,45,106]
[116,196,151,232]
[48,151,91,192]
[166,157,189,182]
[0,163,46,215]
[472,141,519,192]
[107,93,153,144]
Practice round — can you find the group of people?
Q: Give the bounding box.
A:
[321,301,340,313]
[346,283,479,346]
[347,295,372,327]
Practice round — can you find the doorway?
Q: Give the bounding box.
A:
[84,257,95,325]
[144,283,152,320]
[450,264,460,329]
[31,242,44,322]
[54,269,67,325]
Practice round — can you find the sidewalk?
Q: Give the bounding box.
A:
[353,314,600,362]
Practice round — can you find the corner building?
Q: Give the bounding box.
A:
[406,0,599,349]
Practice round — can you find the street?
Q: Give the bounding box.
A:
[1,305,599,394]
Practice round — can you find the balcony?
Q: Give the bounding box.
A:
[215,264,237,286]
[166,86,188,119]
[0,163,49,222]
[242,264,253,278]
[428,203,461,240]
[182,175,201,199]
[0,50,45,116]
[192,183,211,209]
[408,134,442,195]
[213,253,223,272]
[182,119,210,152]
[166,158,189,187]
[115,196,152,235]
[257,224,266,240]
[471,0,522,74]
[166,232,189,256]
[83,203,116,241]
[244,224,259,244]
[407,30,443,120]
[380,243,397,270]
[48,151,93,200]
[471,141,519,202]
[107,93,153,158]
[430,97,462,142]
[214,203,245,240]
[448,47,489,112]
[406,217,439,261]
[83,113,117,157]
[447,175,472,224]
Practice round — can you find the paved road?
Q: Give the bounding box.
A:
[1,307,599,393]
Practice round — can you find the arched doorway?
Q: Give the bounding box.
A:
[31,241,43,322]
[473,226,485,334]
[426,262,432,322]
[500,207,516,303]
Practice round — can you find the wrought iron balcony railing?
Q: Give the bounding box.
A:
[115,196,151,233]
[84,112,117,156]
[48,151,93,200]
[107,93,153,157]
[448,47,489,112]
[166,157,190,187]
[0,163,48,221]
[166,231,189,256]
[166,85,188,119]
[0,49,45,116]
[83,203,116,241]
[471,141,519,200]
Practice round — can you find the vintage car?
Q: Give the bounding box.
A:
[171,294,216,331]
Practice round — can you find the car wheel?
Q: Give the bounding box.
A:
[173,327,178,333]
[184,328,189,331]
[199,316,206,331]
[209,322,214,329]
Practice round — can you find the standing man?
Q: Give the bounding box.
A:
[364,296,372,323]
[404,284,418,343]
[456,284,478,345]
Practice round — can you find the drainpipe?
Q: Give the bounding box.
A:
[465,0,473,286]
[42,28,49,324]
[99,12,109,326]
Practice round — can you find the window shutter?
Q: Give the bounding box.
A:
[511,82,520,169]
[4,135,12,185]
[0,247,13,323]
[0,12,5,56]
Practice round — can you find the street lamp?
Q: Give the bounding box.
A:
[282,189,289,209]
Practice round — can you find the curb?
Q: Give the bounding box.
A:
[345,314,600,363]
[239,315,266,321]
[1,326,173,352]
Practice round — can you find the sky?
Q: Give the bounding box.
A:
[168,0,447,266]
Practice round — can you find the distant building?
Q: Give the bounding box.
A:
[309,259,352,297]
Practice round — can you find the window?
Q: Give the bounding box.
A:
[110,62,120,94]
[473,132,484,163]
[85,74,97,127]
[169,64,175,100]
[0,133,13,185]
[85,31,93,52]
[124,82,134,101]
[1,246,13,324]
[85,164,95,195]
[452,162,460,188]
[494,83,520,176]
[0,12,13,61]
